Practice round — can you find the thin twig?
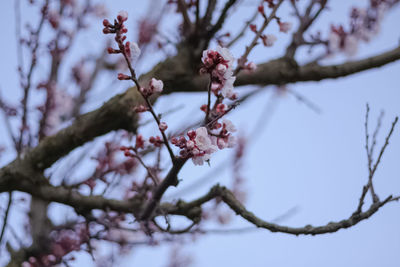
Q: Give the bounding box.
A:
[235,0,284,75]
[227,0,262,48]
[17,0,49,154]
[205,74,213,123]
[0,192,13,244]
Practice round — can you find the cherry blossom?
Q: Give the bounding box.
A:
[246,62,257,71]
[278,22,292,33]
[159,122,168,131]
[125,41,141,63]
[149,78,164,93]
[261,34,277,47]
[140,78,164,96]
[201,46,237,100]
[172,121,237,165]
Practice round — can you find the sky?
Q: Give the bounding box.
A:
[0,1,400,267]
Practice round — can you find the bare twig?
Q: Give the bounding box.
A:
[0,192,12,244]
[17,0,49,153]
[235,0,284,75]
[227,0,261,48]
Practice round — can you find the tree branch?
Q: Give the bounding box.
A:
[171,184,395,236]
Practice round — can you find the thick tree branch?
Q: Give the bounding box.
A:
[166,46,400,92]
[0,46,398,195]
[22,90,140,172]
[0,43,397,194]
[235,46,400,86]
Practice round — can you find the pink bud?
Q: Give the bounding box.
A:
[159,122,168,131]
[103,19,110,27]
[250,24,257,33]
[117,73,131,80]
[258,5,265,15]
[216,103,226,113]
[117,10,128,22]
[107,47,119,54]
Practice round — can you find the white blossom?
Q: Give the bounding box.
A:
[328,32,341,52]
[247,62,257,71]
[217,63,227,74]
[192,153,211,166]
[344,35,358,56]
[216,45,235,68]
[195,127,217,153]
[279,22,292,33]
[264,34,277,47]
[150,78,164,93]
[221,75,236,99]
[223,119,237,132]
[129,42,141,63]
[227,135,237,148]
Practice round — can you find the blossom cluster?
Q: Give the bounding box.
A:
[171,119,237,165]
[249,3,293,49]
[328,1,392,56]
[104,12,164,104]
[103,11,141,66]
[200,46,237,100]
[120,132,165,156]
[22,225,88,267]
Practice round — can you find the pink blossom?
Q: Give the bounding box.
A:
[226,135,237,148]
[328,32,341,52]
[279,22,292,33]
[192,153,212,166]
[216,46,234,69]
[129,42,141,63]
[344,35,358,56]
[262,34,277,47]
[217,63,227,74]
[222,119,237,133]
[191,127,217,165]
[159,122,168,131]
[246,62,257,71]
[140,78,164,97]
[201,46,236,99]
[220,75,236,99]
[149,78,164,93]
[195,127,217,154]
[185,140,194,149]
